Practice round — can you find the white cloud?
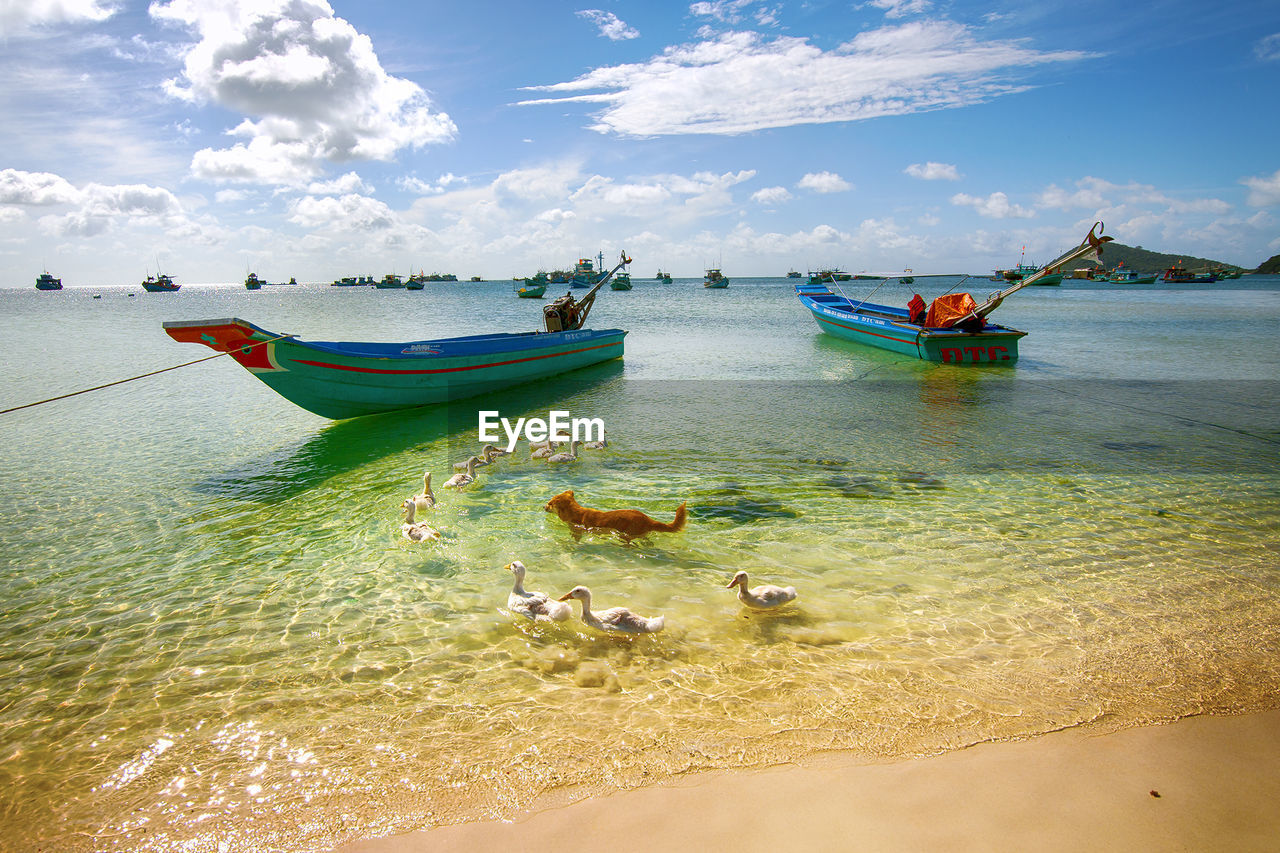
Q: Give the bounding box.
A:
[0,169,81,205]
[306,172,371,196]
[1255,33,1280,62]
[520,22,1089,136]
[951,191,1035,219]
[689,1,757,24]
[288,193,395,230]
[1242,169,1280,207]
[1038,176,1230,215]
[865,0,929,19]
[152,0,456,185]
[576,9,639,41]
[904,161,960,180]
[751,186,792,204]
[0,0,117,36]
[215,189,252,203]
[797,171,851,193]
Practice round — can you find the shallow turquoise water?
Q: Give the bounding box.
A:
[1,277,1279,851]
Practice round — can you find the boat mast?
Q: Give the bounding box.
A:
[968,222,1113,321]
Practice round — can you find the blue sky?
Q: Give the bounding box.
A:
[2,0,1278,286]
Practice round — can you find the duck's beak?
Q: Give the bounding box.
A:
[557,592,572,601]
[503,562,513,572]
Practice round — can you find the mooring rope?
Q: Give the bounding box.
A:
[0,332,294,417]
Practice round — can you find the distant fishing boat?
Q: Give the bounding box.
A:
[610,272,632,290]
[571,254,604,288]
[515,272,548,298]
[142,273,179,292]
[245,273,262,290]
[1107,265,1157,284]
[376,273,405,289]
[330,276,369,287]
[655,269,672,282]
[164,252,633,420]
[1162,262,1217,283]
[786,269,802,279]
[35,272,62,291]
[795,223,1112,365]
[704,268,729,288]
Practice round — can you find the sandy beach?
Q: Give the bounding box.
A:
[340,709,1280,853]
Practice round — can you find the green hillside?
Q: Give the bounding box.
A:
[1062,242,1244,274]
[1257,253,1280,275]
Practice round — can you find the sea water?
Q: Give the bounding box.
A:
[1,276,1278,851]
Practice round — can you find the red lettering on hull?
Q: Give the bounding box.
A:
[939,345,1015,364]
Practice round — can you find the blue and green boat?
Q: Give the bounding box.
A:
[164,253,632,419]
[795,224,1113,365]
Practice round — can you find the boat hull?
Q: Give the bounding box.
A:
[163,318,627,419]
[795,284,1025,365]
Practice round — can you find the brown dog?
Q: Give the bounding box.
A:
[544,490,687,541]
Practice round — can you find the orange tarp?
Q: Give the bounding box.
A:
[924,292,978,328]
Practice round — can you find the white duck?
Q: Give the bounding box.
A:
[400,500,441,542]
[504,561,571,622]
[444,456,479,488]
[583,434,608,450]
[531,441,561,459]
[453,444,503,470]
[558,586,665,634]
[409,471,435,513]
[546,440,582,464]
[726,571,797,610]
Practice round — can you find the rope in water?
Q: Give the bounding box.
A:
[0,332,294,417]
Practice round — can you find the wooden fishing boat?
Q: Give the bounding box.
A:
[610,272,632,290]
[515,273,548,298]
[164,252,632,420]
[245,273,263,290]
[704,268,729,288]
[571,254,604,288]
[655,269,673,282]
[1107,267,1157,284]
[142,273,179,292]
[376,273,405,289]
[1162,263,1216,283]
[35,272,62,291]
[786,269,802,279]
[795,224,1112,365]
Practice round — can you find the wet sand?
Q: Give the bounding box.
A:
[339,709,1280,853]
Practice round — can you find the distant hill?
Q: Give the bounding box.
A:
[1061,242,1244,274]
[1257,253,1280,275]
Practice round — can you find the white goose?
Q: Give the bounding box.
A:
[531,441,560,459]
[454,444,503,470]
[546,440,582,464]
[504,561,571,622]
[557,586,665,634]
[400,500,441,542]
[444,456,479,488]
[726,570,797,610]
[409,471,435,514]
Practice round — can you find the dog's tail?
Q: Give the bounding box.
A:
[653,501,687,532]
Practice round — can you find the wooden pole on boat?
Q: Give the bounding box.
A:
[968,223,1113,321]
[570,250,630,328]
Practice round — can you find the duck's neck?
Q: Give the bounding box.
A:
[403,504,416,523]
[575,593,593,621]
[511,574,528,596]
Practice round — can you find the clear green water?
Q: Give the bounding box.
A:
[1,278,1279,851]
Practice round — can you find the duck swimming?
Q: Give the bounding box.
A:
[400,500,441,542]
[583,435,608,450]
[557,586,665,634]
[444,456,479,488]
[546,440,582,464]
[454,444,503,470]
[531,441,561,459]
[409,471,435,513]
[504,561,571,622]
[726,570,797,609]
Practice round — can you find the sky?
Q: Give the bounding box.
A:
[1,0,1278,286]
